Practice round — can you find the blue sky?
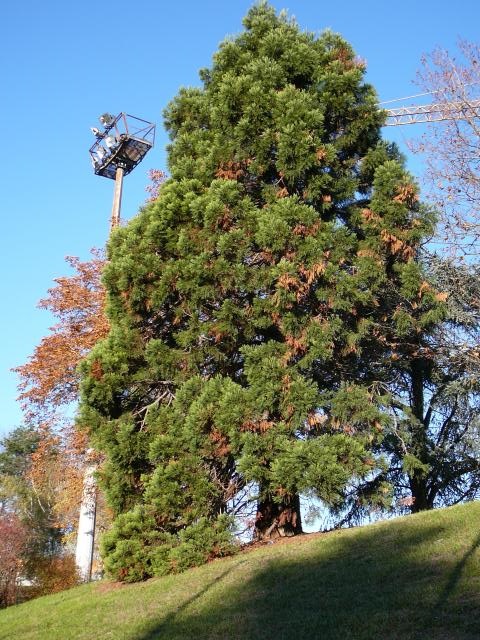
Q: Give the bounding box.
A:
[1,0,479,436]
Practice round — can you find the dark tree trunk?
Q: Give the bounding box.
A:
[254,492,302,540]
[408,358,433,513]
[409,476,431,513]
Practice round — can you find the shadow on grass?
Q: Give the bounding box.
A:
[131,518,480,640]
[436,531,480,606]
[136,562,244,640]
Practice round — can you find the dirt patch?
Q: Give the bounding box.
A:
[94,580,128,594]
[240,530,326,554]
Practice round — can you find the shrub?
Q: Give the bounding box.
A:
[101,508,237,582]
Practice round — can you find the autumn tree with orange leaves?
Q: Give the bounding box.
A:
[13,251,109,550]
[16,251,109,422]
[2,251,110,599]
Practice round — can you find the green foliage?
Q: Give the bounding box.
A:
[101,507,236,582]
[79,3,445,578]
[0,427,40,519]
[101,507,159,582]
[402,453,431,477]
[0,426,39,479]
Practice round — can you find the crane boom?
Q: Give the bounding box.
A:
[384,99,480,126]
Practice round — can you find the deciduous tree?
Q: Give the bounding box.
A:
[0,513,28,607]
[14,251,109,530]
[382,255,480,513]
[0,426,73,602]
[410,39,480,259]
[16,251,108,421]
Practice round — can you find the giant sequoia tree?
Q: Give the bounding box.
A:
[79,4,443,581]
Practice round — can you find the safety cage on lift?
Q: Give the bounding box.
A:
[89,113,156,179]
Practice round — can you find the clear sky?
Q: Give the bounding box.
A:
[1,0,479,436]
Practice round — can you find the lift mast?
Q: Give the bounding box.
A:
[75,112,155,583]
[89,112,156,230]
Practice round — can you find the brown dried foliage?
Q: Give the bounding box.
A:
[380,229,414,260]
[241,419,275,433]
[276,186,289,199]
[306,411,328,428]
[209,429,231,457]
[292,221,320,237]
[393,183,418,207]
[361,208,381,224]
[215,161,246,180]
[215,206,234,230]
[285,333,307,356]
[333,47,366,71]
[276,262,326,305]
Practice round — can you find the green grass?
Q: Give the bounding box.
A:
[2,502,480,639]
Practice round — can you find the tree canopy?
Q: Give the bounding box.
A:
[77,3,459,582]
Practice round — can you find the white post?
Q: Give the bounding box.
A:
[110,166,124,230]
[76,162,123,581]
[75,457,97,582]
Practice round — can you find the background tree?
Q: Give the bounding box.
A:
[16,251,108,421]
[0,512,28,607]
[410,39,480,259]
[0,426,78,602]
[10,251,111,596]
[14,251,109,535]
[335,251,480,525]
[79,3,444,582]
[390,40,480,512]
[381,254,480,512]
[145,169,168,202]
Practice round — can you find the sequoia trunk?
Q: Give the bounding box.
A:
[254,492,302,540]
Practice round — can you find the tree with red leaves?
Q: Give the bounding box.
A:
[0,513,28,607]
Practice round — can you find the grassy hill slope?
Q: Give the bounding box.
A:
[2,501,480,640]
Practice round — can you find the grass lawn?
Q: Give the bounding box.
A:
[1,501,479,639]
